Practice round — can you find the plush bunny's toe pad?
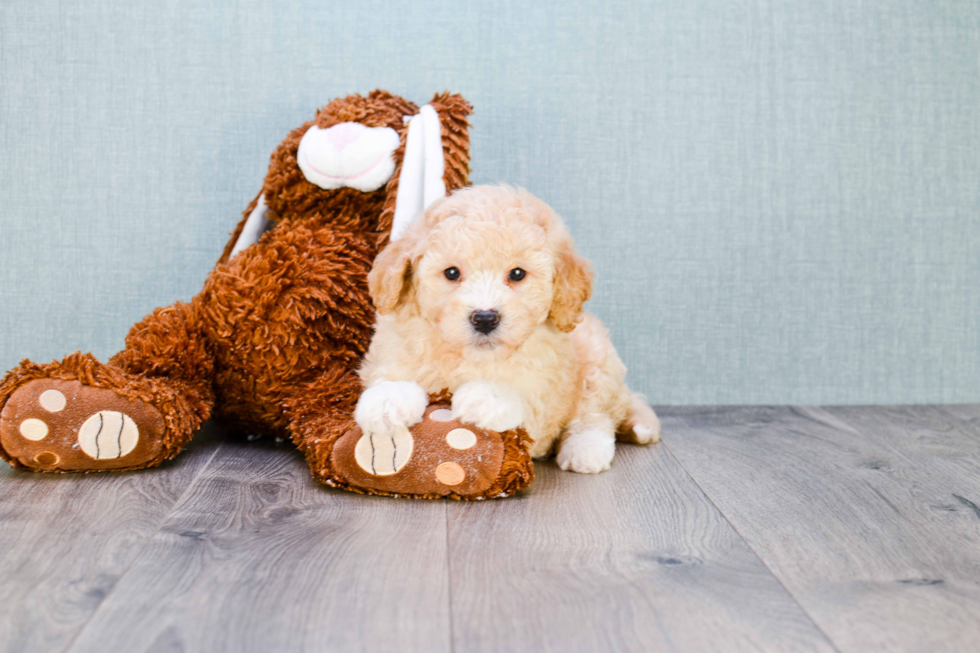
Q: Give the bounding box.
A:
[327,402,534,500]
[0,379,165,472]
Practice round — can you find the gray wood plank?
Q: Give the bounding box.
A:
[940,403,980,428]
[446,442,837,653]
[660,406,980,653]
[0,425,220,653]
[64,435,452,653]
[825,404,980,501]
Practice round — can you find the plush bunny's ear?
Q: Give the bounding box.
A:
[217,191,277,265]
[227,194,275,259]
[378,93,471,244]
[390,112,424,241]
[421,105,448,207]
[391,104,448,242]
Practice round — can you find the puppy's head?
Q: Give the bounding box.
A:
[369,186,592,355]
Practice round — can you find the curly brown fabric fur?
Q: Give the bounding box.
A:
[0,90,530,498]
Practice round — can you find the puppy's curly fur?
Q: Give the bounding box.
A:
[357,185,659,473]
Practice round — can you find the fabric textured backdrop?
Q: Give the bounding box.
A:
[1,0,977,405]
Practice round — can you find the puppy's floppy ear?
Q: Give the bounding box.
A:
[549,235,594,333]
[522,188,594,333]
[369,230,419,314]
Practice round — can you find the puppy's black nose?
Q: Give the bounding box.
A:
[470,309,500,334]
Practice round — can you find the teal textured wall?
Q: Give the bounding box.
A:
[1,0,978,404]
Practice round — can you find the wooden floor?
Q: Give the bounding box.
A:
[1,406,979,653]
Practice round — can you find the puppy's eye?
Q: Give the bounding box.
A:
[508,268,526,282]
[444,267,461,281]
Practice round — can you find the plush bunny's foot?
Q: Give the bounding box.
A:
[300,395,535,500]
[0,379,167,472]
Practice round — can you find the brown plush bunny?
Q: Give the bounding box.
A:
[0,90,533,500]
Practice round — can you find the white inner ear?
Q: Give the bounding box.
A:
[391,104,447,242]
[420,105,447,208]
[391,115,425,242]
[229,194,275,260]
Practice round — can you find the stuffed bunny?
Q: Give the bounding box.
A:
[0,90,533,499]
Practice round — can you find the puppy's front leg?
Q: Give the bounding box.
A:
[451,380,525,432]
[353,381,429,475]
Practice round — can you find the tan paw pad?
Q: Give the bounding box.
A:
[429,409,454,422]
[39,389,66,412]
[435,461,465,486]
[78,411,139,460]
[34,452,59,466]
[446,428,476,450]
[354,425,414,476]
[19,418,49,441]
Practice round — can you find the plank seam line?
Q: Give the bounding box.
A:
[445,502,457,653]
[660,434,844,653]
[58,441,225,653]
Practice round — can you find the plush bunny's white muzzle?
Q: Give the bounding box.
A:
[297,122,401,192]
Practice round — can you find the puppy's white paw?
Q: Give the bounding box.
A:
[628,393,661,444]
[557,429,616,474]
[631,419,661,445]
[355,381,429,434]
[451,381,525,432]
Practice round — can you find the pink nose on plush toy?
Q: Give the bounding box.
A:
[327,122,365,152]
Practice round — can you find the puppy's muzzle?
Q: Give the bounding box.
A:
[470,309,500,334]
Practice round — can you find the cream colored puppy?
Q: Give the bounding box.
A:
[355,185,659,473]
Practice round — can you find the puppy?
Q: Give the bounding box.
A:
[355,185,659,473]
